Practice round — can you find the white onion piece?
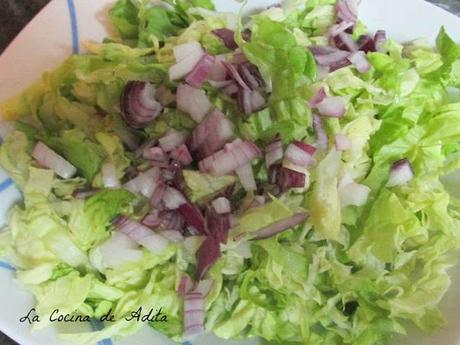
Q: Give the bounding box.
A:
[284,143,316,168]
[193,279,214,297]
[339,182,370,207]
[32,142,77,179]
[199,139,262,176]
[159,128,187,153]
[329,21,354,36]
[159,230,184,243]
[347,51,371,73]
[265,141,283,168]
[97,232,143,270]
[163,187,187,210]
[313,50,350,66]
[177,83,212,123]
[102,162,120,188]
[212,197,231,214]
[183,292,205,338]
[170,42,205,81]
[387,159,414,187]
[335,134,352,151]
[114,217,169,253]
[170,144,193,165]
[317,96,347,117]
[123,167,160,198]
[174,41,203,62]
[236,163,257,192]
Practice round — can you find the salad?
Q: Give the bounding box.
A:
[1,0,460,344]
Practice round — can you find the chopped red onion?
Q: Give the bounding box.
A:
[339,182,370,207]
[347,51,371,73]
[387,159,414,187]
[294,141,317,155]
[265,140,283,168]
[276,166,307,191]
[237,89,266,115]
[212,197,231,214]
[284,143,316,168]
[357,35,376,53]
[178,275,194,296]
[150,179,167,209]
[120,81,163,129]
[310,46,350,66]
[222,61,250,90]
[159,128,186,153]
[205,210,231,244]
[333,32,358,52]
[317,96,347,117]
[374,30,387,52]
[335,134,352,151]
[143,146,169,163]
[177,83,212,123]
[236,163,257,192]
[102,162,120,188]
[329,21,354,36]
[170,144,193,166]
[309,87,327,108]
[196,235,221,279]
[178,202,206,234]
[212,28,238,50]
[113,216,169,253]
[185,54,215,88]
[183,292,205,338]
[189,108,234,159]
[252,212,308,240]
[336,0,358,24]
[198,139,262,176]
[208,55,228,81]
[170,42,205,81]
[72,188,99,199]
[124,167,160,198]
[32,142,77,179]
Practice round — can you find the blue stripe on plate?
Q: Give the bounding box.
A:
[66,0,80,54]
[90,318,114,345]
[0,178,13,193]
[182,342,193,345]
[0,261,15,271]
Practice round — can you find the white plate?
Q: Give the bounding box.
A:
[0,1,460,345]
